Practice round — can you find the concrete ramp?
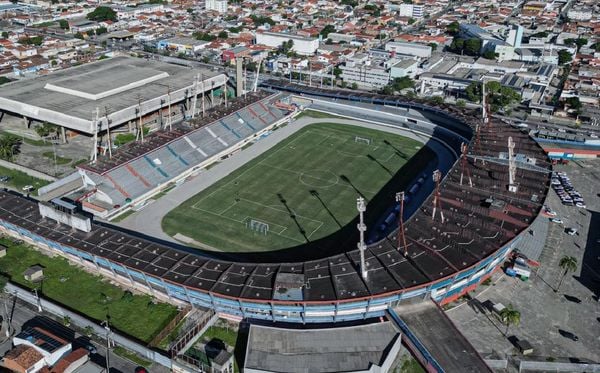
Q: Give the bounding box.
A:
[388,300,491,373]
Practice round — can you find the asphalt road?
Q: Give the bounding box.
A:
[0,296,142,373]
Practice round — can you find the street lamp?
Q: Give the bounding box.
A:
[101,320,111,372]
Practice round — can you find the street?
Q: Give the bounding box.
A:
[1,296,145,373]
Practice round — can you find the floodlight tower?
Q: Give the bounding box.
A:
[507,136,519,193]
[356,197,368,280]
[459,142,473,187]
[395,192,409,257]
[432,169,445,224]
[190,74,199,119]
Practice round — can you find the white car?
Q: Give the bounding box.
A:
[550,218,563,224]
[566,228,577,236]
[575,202,586,208]
[545,209,557,217]
[22,185,34,192]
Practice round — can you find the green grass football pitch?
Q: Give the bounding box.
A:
[162,122,426,252]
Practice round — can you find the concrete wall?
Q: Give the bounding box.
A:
[0,159,57,182]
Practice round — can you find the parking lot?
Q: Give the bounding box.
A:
[447,159,600,363]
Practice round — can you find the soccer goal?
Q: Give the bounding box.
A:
[247,219,270,235]
[354,136,372,145]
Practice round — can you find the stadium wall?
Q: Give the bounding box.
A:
[0,213,517,323]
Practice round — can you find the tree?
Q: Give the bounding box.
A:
[428,42,437,52]
[333,66,342,78]
[74,32,85,40]
[193,32,216,41]
[564,38,587,51]
[1,31,7,38]
[464,38,482,56]
[429,96,445,105]
[351,82,358,90]
[83,326,94,337]
[558,49,572,65]
[35,122,58,138]
[86,6,117,22]
[95,26,107,35]
[565,97,581,112]
[499,304,520,336]
[218,31,228,39]
[320,24,335,38]
[249,14,275,26]
[0,133,21,161]
[58,19,69,30]
[20,36,43,46]
[465,82,482,102]
[447,21,460,35]
[456,99,466,108]
[556,256,577,292]
[482,50,497,60]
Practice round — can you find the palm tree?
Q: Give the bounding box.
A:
[499,304,521,336]
[0,134,20,161]
[556,256,578,292]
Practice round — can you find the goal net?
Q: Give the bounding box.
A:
[247,219,269,235]
[354,136,372,145]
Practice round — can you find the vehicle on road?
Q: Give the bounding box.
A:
[566,228,577,236]
[559,330,579,341]
[550,218,563,224]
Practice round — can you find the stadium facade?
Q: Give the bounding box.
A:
[0,84,550,326]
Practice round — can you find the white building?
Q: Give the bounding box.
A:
[390,59,418,79]
[157,37,209,54]
[567,7,593,21]
[385,41,431,59]
[398,3,424,18]
[205,0,227,13]
[256,32,319,56]
[340,54,393,89]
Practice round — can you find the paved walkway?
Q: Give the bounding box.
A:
[117,115,452,245]
[447,160,600,364]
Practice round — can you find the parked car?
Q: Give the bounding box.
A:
[22,185,34,192]
[550,218,563,224]
[559,330,579,341]
[566,228,577,236]
[0,176,10,183]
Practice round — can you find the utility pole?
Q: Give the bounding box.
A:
[166,86,172,131]
[356,197,368,280]
[201,73,206,117]
[431,170,445,223]
[91,108,100,163]
[101,320,111,372]
[103,106,112,158]
[136,94,144,143]
[395,192,409,256]
[32,288,42,312]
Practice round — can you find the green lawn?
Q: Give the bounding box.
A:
[42,151,72,165]
[201,325,238,347]
[163,122,425,252]
[0,165,50,192]
[0,239,178,343]
[113,346,152,368]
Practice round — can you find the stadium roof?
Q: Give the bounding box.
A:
[0,56,227,135]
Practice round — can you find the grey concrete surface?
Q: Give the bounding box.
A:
[447,160,600,364]
[116,114,454,246]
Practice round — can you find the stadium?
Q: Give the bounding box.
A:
[0,63,551,369]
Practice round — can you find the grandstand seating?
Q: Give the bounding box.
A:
[82,92,289,210]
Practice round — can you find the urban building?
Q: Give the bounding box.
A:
[385,41,432,59]
[205,0,228,13]
[255,32,319,56]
